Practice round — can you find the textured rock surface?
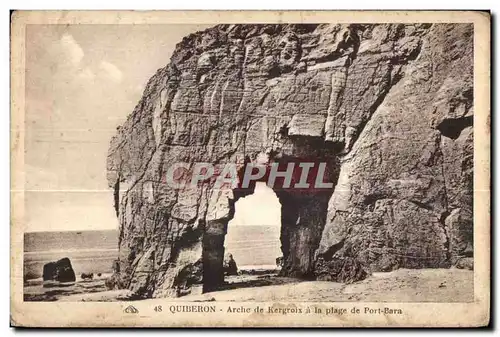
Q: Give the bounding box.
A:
[42,258,76,284]
[107,23,473,298]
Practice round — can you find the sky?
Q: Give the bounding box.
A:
[24,24,281,232]
[24,24,210,232]
[229,182,281,228]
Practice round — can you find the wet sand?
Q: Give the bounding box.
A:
[181,268,474,302]
[24,274,111,301]
[28,268,474,303]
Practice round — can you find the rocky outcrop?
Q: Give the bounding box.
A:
[107,23,473,297]
[315,257,368,283]
[316,23,474,275]
[42,258,76,285]
[223,253,238,276]
[81,272,94,280]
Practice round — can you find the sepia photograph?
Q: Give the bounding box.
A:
[10,10,490,327]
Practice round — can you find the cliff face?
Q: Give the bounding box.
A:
[107,23,473,298]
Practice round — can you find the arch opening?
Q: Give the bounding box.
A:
[224,182,282,272]
[201,152,340,294]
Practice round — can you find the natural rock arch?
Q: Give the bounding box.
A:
[201,148,340,292]
[107,23,473,298]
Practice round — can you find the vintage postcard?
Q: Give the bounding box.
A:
[10,10,490,327]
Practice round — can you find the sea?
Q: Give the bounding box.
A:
[23,230,118,281]
[23,225,282,281]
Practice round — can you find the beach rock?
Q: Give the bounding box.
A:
[315,257,368,283]
[81,272,94,280]
[42,257,76,283]
[223,253,238,276]
[105,273,127,290]
[107,23,474,297]
[455,257,474,270]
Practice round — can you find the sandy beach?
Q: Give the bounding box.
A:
[31,268,473,303]
[23,274,112,301]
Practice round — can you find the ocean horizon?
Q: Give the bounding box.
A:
[24,225,282,281]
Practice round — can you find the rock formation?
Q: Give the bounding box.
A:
[81,272,94,280]
[107,23,473,298]
[42,257,76,285]
[223,253,238,276]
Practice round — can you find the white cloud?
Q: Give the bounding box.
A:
[59,34,84,65]
[99,60,123,83]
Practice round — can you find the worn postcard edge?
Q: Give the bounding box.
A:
[10,10,491,328]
